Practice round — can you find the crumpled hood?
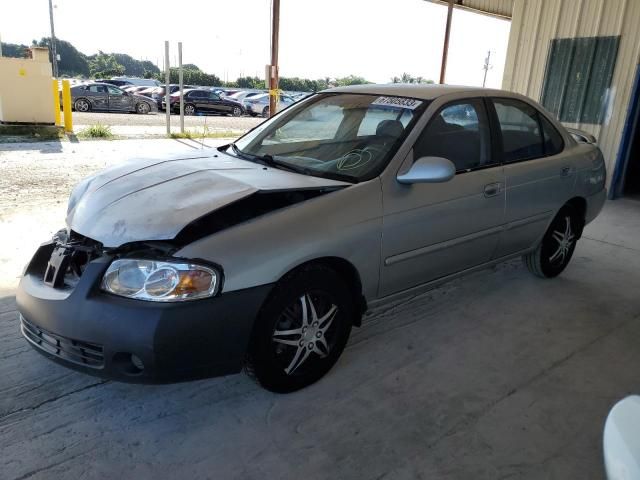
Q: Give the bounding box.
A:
[67,151,348,248]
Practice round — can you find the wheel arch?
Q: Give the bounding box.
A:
[564,196,587,237]
[277,256,366,326]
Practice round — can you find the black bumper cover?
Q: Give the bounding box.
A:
[16,243,272,383]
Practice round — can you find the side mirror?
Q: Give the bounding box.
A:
[397,156,456,184]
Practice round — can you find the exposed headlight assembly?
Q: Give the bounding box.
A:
[101,259,219,302]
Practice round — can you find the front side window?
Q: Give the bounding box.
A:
[209,92,221,100]
[233,93,427,182]
[414,99,492,172]
[493,98,544,163]
[107,86,123,95]
[89,85,107,93]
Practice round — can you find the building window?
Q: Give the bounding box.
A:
[541,36,620,125]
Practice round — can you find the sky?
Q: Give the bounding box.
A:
[1,0,511,87]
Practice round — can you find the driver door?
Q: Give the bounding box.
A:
[107,86,131,111]
[379,98,505,297]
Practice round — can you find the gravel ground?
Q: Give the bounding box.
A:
[73,111,262,136]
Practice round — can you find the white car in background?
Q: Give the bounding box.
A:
[244,93,296,117]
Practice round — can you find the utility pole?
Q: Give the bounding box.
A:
[48,0,58,78]
[439,0,454,84]
[482,50,492,87]
[269,0,280,118]
[165,41,170,136]
[178,42,184,134]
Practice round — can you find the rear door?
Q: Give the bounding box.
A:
[489,97,573,257]
[107,85,132,111]
[380,98,506,297]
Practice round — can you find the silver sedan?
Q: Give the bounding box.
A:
[69,82,158,114]
[17,84,606,392]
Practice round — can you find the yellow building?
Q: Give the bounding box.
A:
[0,47,55,125]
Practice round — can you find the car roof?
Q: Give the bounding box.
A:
[323,83,501,100]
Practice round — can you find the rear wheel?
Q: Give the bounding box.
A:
[261,106,270,118]
[74,98,90,112]
[246,265,353,393]
[523,206,581,278]
[184,103,196,115]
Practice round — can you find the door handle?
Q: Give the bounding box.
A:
[484,182,502,198]
[561,166,572,177]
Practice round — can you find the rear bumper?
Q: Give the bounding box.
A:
[16,243,272,383]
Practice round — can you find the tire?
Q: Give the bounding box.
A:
[184,103,196,115]
[74,98,90,112]
[246,265,354,393]
[261,106,270,118]
[523,205,581,278]
[136,102,151,114]
[231,106,243,117]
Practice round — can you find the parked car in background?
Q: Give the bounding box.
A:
[162,88,244,116]
[123,86,148,95]
[227,90,265,104]
[70,83,157,114]
[244,93,296,117]
[151,84,197,109]
[97,79,133,87]
[16,84,606,393]
[110,76,160,87]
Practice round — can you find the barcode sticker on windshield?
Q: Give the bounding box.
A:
[372,96,422,110]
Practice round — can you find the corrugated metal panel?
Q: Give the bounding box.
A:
[502,0,640,184]
[424,0,513,19]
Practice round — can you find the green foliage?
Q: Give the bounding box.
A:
[78,124,113,139]
[155,68,222,86]
[1,42,30,58]
[89,51,125,78]
[333,75,371,86]
[111,54,160,77]
[34,37,90,76]
[235,76,264,89]
[182,63,201,71]
[391,73,434,84]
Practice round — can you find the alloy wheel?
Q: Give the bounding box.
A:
[137,102,150,114]
[185,104,195,115]
[75,100,89,112]
[549,216,575,265]
[271,293,338,375]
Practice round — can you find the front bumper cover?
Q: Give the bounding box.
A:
[16,242,272,383]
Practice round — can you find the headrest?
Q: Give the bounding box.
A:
[375,119,404,139]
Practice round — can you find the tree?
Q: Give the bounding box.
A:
[391,73,434,84]
[112,54,160,77]
[0,42,30,58]
[89,51,125,78]
[334,75,371,86]
[236,76,263,89]
[35,37,90,76]
[182,63,201,71]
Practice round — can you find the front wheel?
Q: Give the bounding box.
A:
[523,206,581,278]
[261,106,270,118]
[246,265,353,393]
[231,106,243,117]
[136,102,151,114]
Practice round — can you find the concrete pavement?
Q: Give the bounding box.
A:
[1,198,639,479]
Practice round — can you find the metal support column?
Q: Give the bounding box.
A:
[439,0,454,84]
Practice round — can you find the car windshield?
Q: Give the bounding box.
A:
[232,93,427,182]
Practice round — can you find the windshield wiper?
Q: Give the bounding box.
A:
[227,144,301,173]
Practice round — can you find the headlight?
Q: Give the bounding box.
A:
[101,259,219,302]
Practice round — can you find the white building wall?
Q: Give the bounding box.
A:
[502,0,640,181]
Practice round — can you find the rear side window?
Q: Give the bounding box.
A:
[493,99,544,162]
[540,115,564,155]
[88,85,107,93]
[414,99,492,173]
